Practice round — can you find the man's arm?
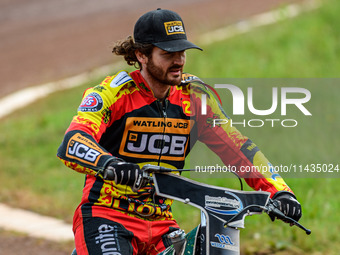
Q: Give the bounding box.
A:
[191,84,293,196]
[57,129,114,175]
[57,77,143,191]
[56,83,116,175]
[190,83,302,221]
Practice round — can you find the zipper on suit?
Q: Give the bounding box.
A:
[156,99,168,165]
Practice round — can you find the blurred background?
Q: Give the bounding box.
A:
[1,0,339,254]
[0,0,301,97]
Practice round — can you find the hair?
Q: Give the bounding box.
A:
[112,36,154,69]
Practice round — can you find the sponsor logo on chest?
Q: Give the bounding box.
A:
[119,117,191,161]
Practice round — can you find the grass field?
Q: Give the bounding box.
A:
[0,0,339,254]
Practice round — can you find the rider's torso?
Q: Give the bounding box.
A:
[73,70,194,220]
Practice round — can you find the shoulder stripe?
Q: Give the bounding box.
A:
[110,71,133,88]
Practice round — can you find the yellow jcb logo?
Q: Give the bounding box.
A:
[164,21,185,35]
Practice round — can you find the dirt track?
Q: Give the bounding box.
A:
[0,0,300,98]
[0,0,301,254]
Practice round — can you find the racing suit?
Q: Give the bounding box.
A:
[57,70,293,254]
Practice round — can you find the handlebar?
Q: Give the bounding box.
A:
[142,164,193,174]
[141,164,311,235]
[265,199,311,235]
[140,164,244,189]
[224,199,311,235]
[140,165,172,184]
[140,164,194,185]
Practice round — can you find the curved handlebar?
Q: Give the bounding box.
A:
[140,164,194,185]
[140,164,244,189]
[224,199,311,235]
[141,164,311,235]
[265,199,311,235]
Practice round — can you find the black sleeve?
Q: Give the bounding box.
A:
[57,130,115,173]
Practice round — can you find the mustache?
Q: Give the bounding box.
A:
[168,64,183,70]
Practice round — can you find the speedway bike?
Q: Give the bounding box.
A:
[72,164,311,255]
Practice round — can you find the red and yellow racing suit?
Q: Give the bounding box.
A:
[57,70,293,224]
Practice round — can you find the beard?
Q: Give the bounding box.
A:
[145,58,182,86]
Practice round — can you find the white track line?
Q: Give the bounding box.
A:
[0,203,73,242]
[0,0,322,242]
[0,63,122,119]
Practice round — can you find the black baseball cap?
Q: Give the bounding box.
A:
[134,8,202,52]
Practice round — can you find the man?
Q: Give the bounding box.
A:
[57,8,302,255]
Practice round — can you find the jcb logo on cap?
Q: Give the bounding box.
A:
[164,21,185,35]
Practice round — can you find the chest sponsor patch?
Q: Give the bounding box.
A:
[119,117,192,161]
[78,92,103,112]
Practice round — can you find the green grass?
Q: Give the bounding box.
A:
[185,0,340,78]
[1,0,339,254]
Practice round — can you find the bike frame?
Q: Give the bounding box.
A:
[153,172,270,255]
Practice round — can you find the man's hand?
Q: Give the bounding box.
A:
[270,191,302,222]
[103,161,143,192]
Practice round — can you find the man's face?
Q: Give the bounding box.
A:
[145,47,186,86]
